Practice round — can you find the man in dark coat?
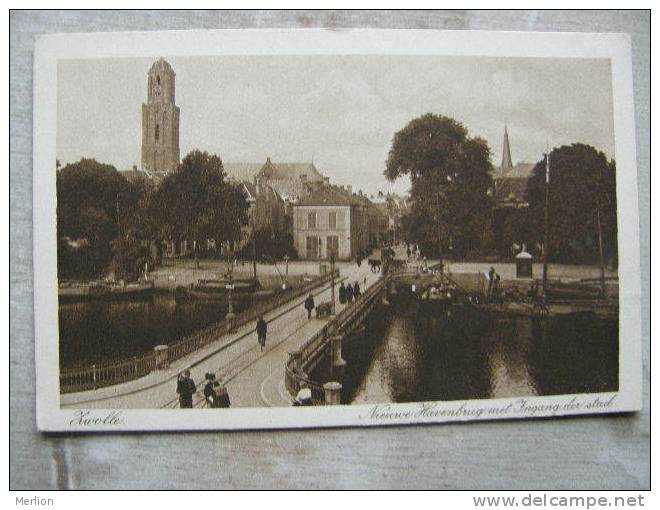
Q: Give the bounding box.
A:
[176,369,196,409]
[488,266,496,301]
[304,293,315,319]
[256,316,267,351]
[353,281,361,299]
[204,374,231,408]
[338,282,347,304]
[346,283,354,303]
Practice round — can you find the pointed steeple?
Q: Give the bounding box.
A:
[501,125,513,172]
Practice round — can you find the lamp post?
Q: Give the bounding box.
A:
[542,152,550,301]
[226,254,236,319]
[330,252,336,314]
[283,254,290,290]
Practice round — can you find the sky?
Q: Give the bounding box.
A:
[57,55,615,196]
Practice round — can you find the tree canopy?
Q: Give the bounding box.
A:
[526,143,617,266]
[385,113,494,258]
[149,150,249,259]
[56,158,138,278]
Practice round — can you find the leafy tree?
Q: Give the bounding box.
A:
[149,150,249,266]
[526,144,617,266]
[111,233,150,281]
[56,158,134,278]
[385,113,494,258]
[238,227,298,262]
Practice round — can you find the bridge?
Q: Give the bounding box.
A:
[61,260,385,410]
[60,253,617,410]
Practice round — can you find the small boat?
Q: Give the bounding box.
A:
[174,278,263,303]
[418,286,452,313]
[545,283,602,302]
[58,280,155,304]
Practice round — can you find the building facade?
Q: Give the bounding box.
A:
[141,58,180,174]
[293,186,370,261]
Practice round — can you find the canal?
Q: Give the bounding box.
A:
[58,292,250,368]
[341,294,619,404]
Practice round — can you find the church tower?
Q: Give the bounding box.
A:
[501,125,513,172]
[141,58,180,173]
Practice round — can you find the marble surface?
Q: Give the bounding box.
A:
[10,10,650,489]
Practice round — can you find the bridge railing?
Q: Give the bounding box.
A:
[60,269,339,394]
[285,273,391,404]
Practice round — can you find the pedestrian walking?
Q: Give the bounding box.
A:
[204,373,231,408]
[214,379,231,408]
[203,372,217,407]
[406,246,412,259]
[346,283,354,303]
[304,293,315,319]
[488,266,496,301]
[256,316,267,351]
[339,282,347,305]
[176,369,196,409]
[493,273,501,303]
[353,281,361,299]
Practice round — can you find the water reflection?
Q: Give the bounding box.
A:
[58,292,248,368]
[344,296,618,404]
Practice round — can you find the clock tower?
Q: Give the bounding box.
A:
[141,58,180,173]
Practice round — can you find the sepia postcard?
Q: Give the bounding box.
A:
[33,29,642,431]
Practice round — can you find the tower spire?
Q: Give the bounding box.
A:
[501,124,513,172]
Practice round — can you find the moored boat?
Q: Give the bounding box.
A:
[58,280,155,304]
[174,278,264,303]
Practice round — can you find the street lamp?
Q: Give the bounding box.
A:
[283,254,290,290]
[330,252,336,315]
[226,254,236,320]
[542,151,551,302]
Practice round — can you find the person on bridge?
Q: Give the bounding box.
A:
[339,282,347,305]
[353,281,361,299]
[304,293,315,319]
[213,380,231,408]
[204,374,231,408]
[176,369,197,409]
[294,381,313,406]
[256,316,267,352]
[346,282,354,303]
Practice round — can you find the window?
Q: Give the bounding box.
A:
[155,124,160,141]
[306,236,319,259]
[156,75,161,85]
[328,211,337,229]
[327,236,339,258]
[307,212,316,229]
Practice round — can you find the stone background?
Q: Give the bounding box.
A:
[10,10,650,489]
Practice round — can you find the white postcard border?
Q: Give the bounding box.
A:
[33,28,642,431]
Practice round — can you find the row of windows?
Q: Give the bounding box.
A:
[306,235,339,258]
[306,211,337,229]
